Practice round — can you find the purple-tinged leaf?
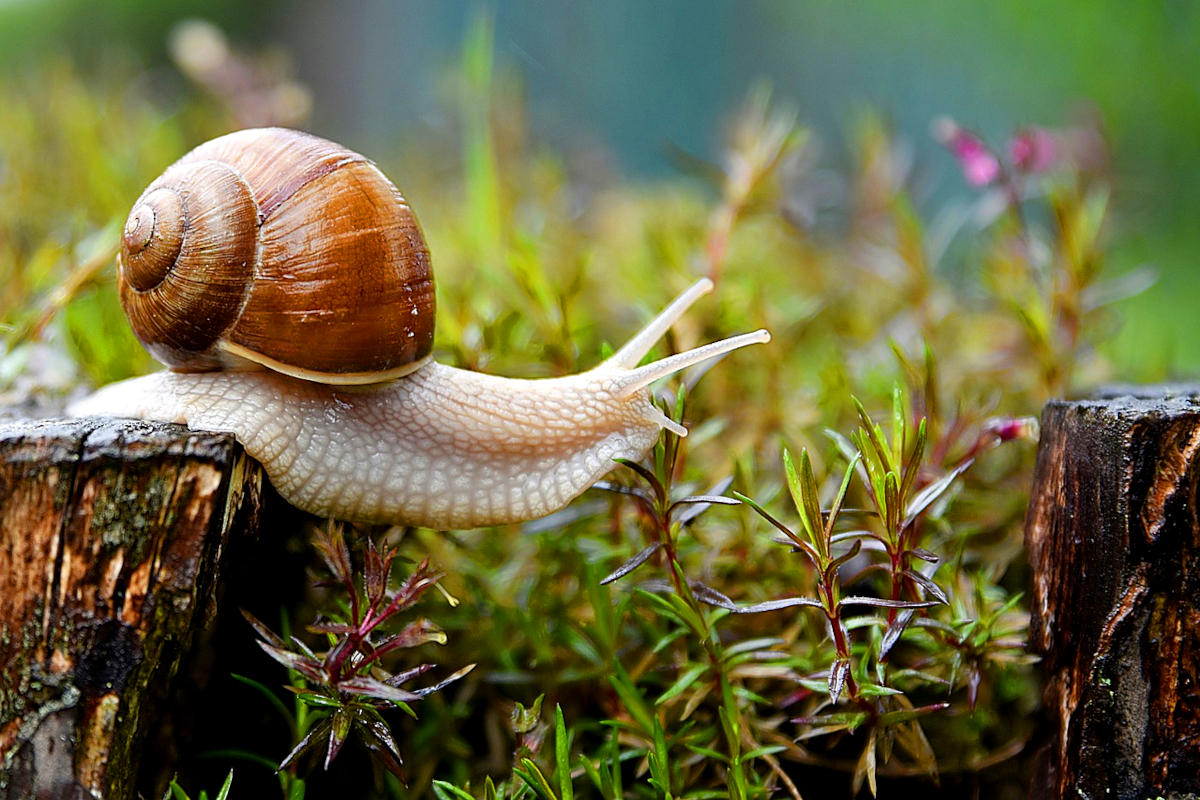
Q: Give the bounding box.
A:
[361,621,445,666]
[241,609,287,650]
[278,716,331,772]
[307,620,354,635]
[325,707,353,769]
[601,542,662,585]
[312,522,354,589]
[364,536,386,607]
[880,609,916,661]
[735,491,805,548]
[905,458,973,521]
[734,596,823,613]
[383,663,435,687]
[910,547,940,563]
[792,710,868,730]
[967,666,982,711]
[672,475,737,526]
[614,458,666,508]
[290,635,319,661]
[838,596,940,610]
[826,538,863,577]
[355,716,405,776]
[689,581,737,610]
[903,569,949,605]
[828,658,851,703]
[877,702,950,727]
[670,494,739,523]
[412,663,476,697]
[323,635,357,675]
[256,641,326,683]
[591,481,655,503]
[338,675,422,703]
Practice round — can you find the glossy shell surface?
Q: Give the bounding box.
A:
[118,127,435,383]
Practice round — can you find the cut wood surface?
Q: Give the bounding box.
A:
[0,417,263,800]
[1025,386,1200,799]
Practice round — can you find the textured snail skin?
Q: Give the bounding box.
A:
[71,280,769,529]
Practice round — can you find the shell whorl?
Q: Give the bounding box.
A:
[119,160,259,371]
[117,127,437,383]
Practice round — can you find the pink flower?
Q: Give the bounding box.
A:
[1008,127,1059,172]
[933,117,1001,187]
[984,416,1039,443]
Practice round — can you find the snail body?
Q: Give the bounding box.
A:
[71,128,769,529]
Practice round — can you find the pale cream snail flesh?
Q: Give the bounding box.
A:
[70,128,770,530]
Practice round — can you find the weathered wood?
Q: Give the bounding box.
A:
[1025,386,1200,799]
[0,418,263,800]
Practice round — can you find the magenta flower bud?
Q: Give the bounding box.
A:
[933,116,1001,187]
[1009,128,1059,172]
[985,416,1039,443]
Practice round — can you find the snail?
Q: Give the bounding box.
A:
[70,128,770,530]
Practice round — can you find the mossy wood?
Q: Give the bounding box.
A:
[0,418,262,800]
[1025,387,1200,798]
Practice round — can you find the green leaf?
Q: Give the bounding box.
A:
[825,452,861,540]
[878,702,950,726]
[684,743,729,763]
[648,715,673,799]
[732,491,804,548]
[656,663,708,706]
[516,758,559,800]
[214,771,234,800]
[608,664,654,737]
[743,744,788,759]
[431,781,478,800]
[891,383,905,469]
[854,397,895,474]
[555,705,573,800]
[784,448,827,559]
[884,471,900,540]
[899,417,928,505]
[231,673,296,735]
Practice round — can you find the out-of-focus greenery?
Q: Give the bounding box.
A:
[0,14,1146,800]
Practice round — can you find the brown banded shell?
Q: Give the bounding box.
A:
[118,127,436,384]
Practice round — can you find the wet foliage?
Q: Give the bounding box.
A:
[0,16,1143,800]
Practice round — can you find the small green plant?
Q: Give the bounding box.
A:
[243,523,474,780]
[165,770,234,800]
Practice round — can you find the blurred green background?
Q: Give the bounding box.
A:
[2,0,1197,376]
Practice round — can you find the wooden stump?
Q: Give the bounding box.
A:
[1025,387,1200,799]
[0,418,263,800]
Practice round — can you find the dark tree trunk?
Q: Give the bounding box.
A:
[0,418,263,800]
[1025,386,1200,799]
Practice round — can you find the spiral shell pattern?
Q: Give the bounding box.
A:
[118,127,435,383]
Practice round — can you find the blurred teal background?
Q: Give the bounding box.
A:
[2,0,1197,376]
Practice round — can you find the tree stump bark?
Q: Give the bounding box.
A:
[0,418,263,800]
[1025,386,1200,799]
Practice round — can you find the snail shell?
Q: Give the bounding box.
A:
[118,127,435,385]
